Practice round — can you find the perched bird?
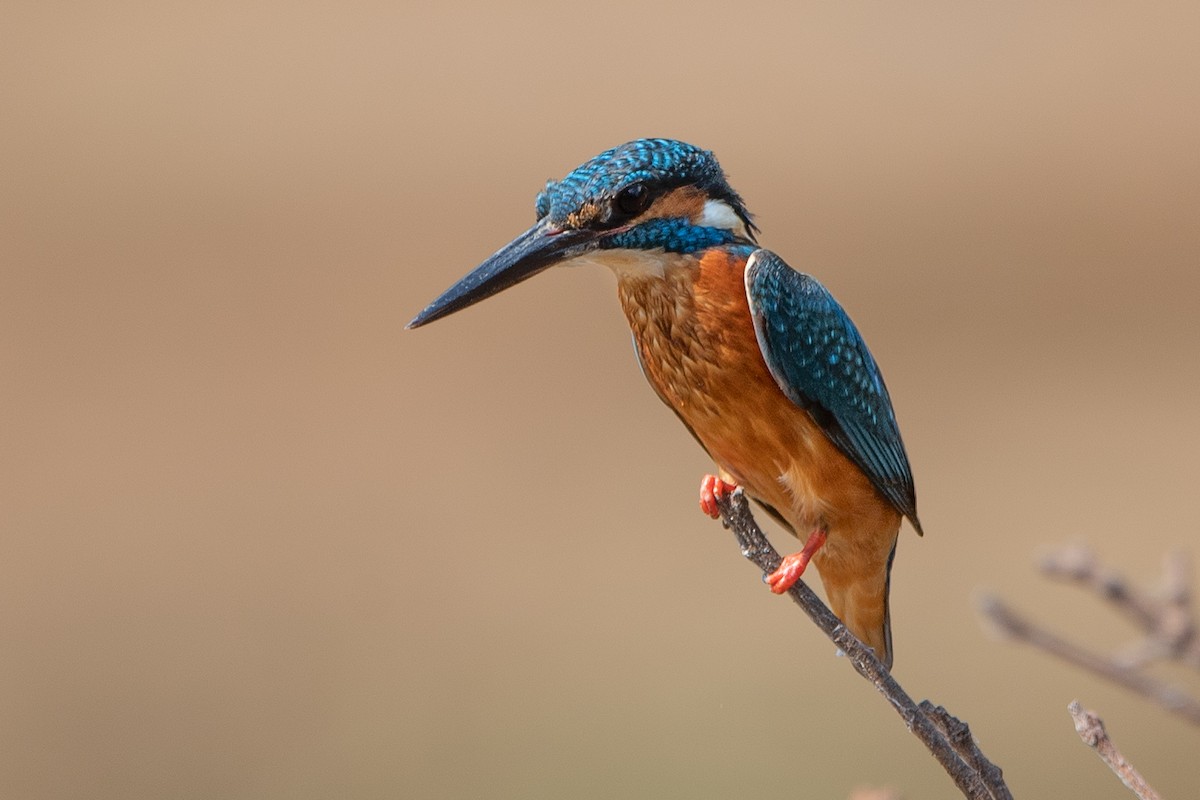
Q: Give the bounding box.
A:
[408,139,921,668]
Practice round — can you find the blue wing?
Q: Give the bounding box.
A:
[744,250,922,533]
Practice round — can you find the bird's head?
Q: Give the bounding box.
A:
[407,138,757,328]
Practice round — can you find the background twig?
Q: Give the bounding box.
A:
[1068,701,1163,800]
[979,595,1200,726]
[979,542,1200,726]
[1039,545,1199,669]
[716,489,1012,800]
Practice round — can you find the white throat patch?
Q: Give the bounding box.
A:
[564,248,691,278]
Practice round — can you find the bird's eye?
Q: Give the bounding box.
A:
[615,182,652,217]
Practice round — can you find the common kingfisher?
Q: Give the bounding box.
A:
[409,139,922,668]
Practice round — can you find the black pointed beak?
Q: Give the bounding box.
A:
[407,219,599,329]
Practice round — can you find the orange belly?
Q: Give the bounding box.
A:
[616,248,902,665]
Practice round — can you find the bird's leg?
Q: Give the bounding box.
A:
[699,474,739,518]
[766,528,828,594]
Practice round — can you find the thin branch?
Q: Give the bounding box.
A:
[1068,700,1163,800]
[1039,545,1161,631]
[1038,544,1199,669]
[979,550,1200,726]
[918,701,1011,800]
[715,489,1012,800]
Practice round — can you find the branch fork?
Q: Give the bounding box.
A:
[979,543,1200,726]
[715,488,1012,800]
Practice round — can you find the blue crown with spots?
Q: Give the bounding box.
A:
[534,138,754,232]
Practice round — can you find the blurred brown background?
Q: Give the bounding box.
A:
[4,2,1199,797]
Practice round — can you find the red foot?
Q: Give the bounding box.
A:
[699,474,739,518]
[766,529,828,594]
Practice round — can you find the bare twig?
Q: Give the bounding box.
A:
[716,489,1012,800]
[1038,544,1199,669]
[979,544,1200,726]
[980,595,1200,725]
[918,701,1011,800]
[1039,545,1161,632]
[1068,700,1163,800]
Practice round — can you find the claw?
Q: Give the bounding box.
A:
[699,474,738,518]
[766,528,828,594]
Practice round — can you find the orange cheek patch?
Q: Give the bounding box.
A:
[644,186,707,222]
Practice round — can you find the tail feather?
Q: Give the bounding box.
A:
[818,537,898,669]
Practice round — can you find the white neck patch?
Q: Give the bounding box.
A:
[695,198,746,237]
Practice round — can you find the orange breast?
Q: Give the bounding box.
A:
[618,250,879,530]
[615,248,904,664]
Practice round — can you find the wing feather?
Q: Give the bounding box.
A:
[744,249,922,533]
